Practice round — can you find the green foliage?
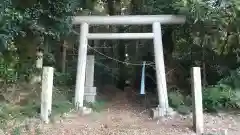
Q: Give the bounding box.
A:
[26,0,81,40]
[0,0,83,79]
[145,0,178,14]
[168,70,240,113]
[54,72,73,86]
[11,126,21,135]
[0,88,74,129]
[84,100,106,112]
[0,0,26,51]
[203,85,234,112]
[0,47,37,84]
[43,52,56,66]
[168,91,185,108]
[168,91,192,114]
[0,102,38,123]
[203,67,240,112]
[51,100,73,116]
[0,0,83,83]
[0,52,19,83]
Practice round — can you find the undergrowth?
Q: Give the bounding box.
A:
[84,100,106,112]
[0,86,74,134]
[0,58,77,134]
[203,68,240,112]
[168,68,240,113]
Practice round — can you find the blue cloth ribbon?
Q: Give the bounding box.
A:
[140,61,146,95]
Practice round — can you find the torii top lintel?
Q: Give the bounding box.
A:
[72,15,186,25]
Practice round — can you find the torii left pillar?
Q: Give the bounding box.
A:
[74,22,89,109]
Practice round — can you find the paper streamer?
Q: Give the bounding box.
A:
[140,61,146,95]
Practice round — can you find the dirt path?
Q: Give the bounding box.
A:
[6,85,238,135]
[39,90,240,135]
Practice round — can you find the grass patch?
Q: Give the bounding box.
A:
[84,100,106,112]
[168,91,192,115]
[0,87,75,132]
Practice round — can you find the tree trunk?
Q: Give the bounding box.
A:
[107,0,124,87]
[117,26,126,90]
[61,40,67,73]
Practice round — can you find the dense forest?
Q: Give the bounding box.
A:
[1,0,240,129]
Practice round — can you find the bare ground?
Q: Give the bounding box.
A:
[5,86,240,135]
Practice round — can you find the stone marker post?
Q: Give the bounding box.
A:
[85,55,95,87]
[41,67,54,124]
[84,55,97,102]
[191,67,204,134]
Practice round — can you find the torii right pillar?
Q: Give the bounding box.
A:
[152,22,172,118]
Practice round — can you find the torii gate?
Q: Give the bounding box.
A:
[72,15,186,116]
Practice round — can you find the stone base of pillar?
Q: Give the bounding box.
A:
[84,87,97,103]
[149,107,177,119]
[78,106,92,116]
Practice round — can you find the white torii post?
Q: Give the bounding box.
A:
[73,15,185,116]
[75,22,89,109]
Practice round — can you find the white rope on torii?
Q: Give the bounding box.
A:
[72,15,186,117]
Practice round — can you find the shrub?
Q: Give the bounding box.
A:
[168,90,192,114]
[54,72,73,86]
[203,85,235,112]
[203,67,240,112]
[168,68,240,113]
[168,91,185,108]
